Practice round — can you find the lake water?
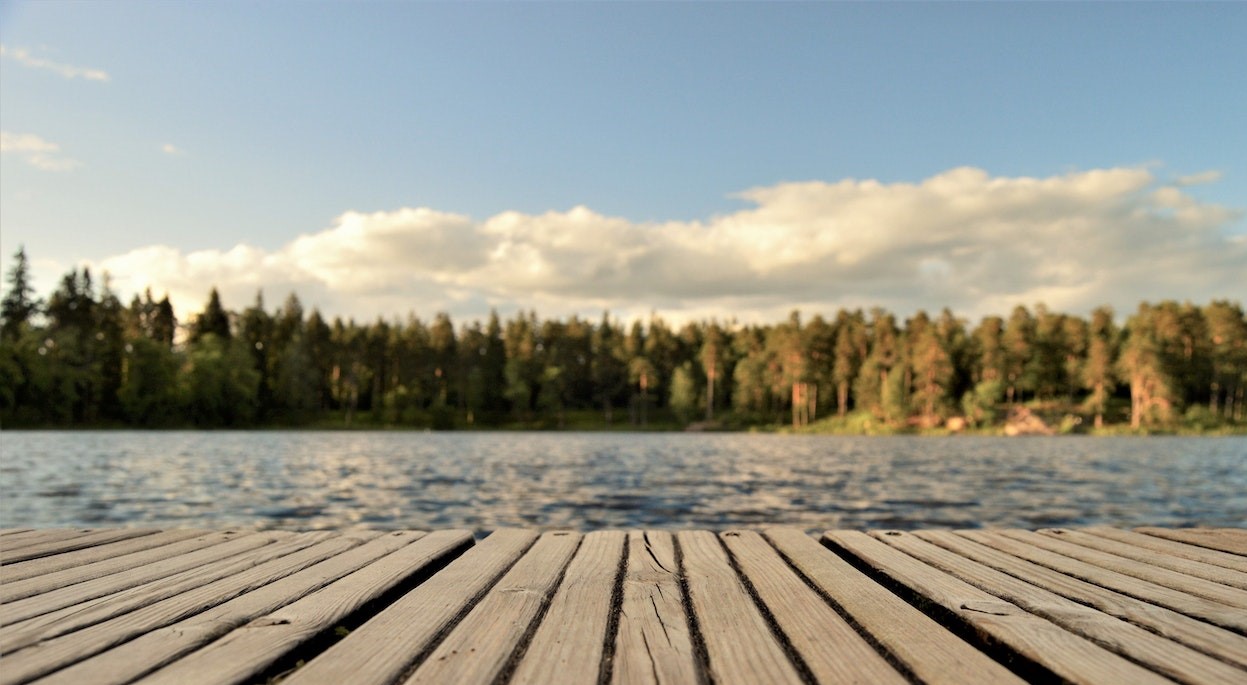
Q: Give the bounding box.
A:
[1,431,1244,534]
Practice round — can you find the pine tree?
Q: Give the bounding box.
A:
[1082,306,1117,428]
[190,288,231,342]
[1,246,41,340]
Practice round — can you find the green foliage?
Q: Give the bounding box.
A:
[3,248,1246,432]
[961,379,1003,427]
[119,337,184,426]
[183,334,260,427]
[669,362,699,422]
[1,246,40,341]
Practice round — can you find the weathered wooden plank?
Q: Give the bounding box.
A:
[1082,526,1247,573]
[677,530,802,685]
[280,529,539,685]
[0,531,377,685]
[0,528,84,549]
[1001,529,1247,609]
[0,528,35,536]
[0,529,210,584]
[0,530,243,602]
[877,530,1247,685]
[0,532,333,655]
[0,530,298,627]
[766,528,1023,685]
[958,529,1247,633]
[503,529,623,683]
[509,530,625,685]
[1038,527,1247,590]
[609,530,699,685]
[106,531,472,685]
[825,530,1172,685]
[722,530,906,684]
[0,528,159,564]
[1137,527,1247,556]
[917,529,1247,670]
[403,531,581,685]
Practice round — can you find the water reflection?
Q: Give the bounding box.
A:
[1,431,1244,534]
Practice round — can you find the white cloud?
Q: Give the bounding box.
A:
[0,131,82,171]
[161,143,184,155]
[92,166,1246,326]
[0,44,110,82]
[1174,170,1223,187]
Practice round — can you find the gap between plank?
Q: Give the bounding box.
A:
[250,532,475,685]
[761,531,922,685]
[596,530,630,685]
[391,531,544,684]
[819,532,1057,685]
[493,532,586,685]
[717,532,817,685]
[673,534,712,685]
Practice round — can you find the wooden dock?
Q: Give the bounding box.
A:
[1,526,1245,684]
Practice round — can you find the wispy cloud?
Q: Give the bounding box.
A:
[0,44,110,82]
[161,143,185,156]
[0,131,82,171]
[1175,170,1223,187]
[95,166,1245,324]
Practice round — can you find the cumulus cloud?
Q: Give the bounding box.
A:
[93,166,1245,325]
[0,131,82,171]
[0,44,110,82]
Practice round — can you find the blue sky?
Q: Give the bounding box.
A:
[2,2,1244,325]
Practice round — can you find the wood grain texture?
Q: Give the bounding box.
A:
[0,529,84,551]
[0,532,332,655]
[825,530,1172,685]
[877,530,1246,685]
[1002,529,1247,609]
[916,529,1247,670]
[960,529,1247,633]
[0,530,242,602]
[404,531,582,685]
[0,532,375,685]
[766,528,1023,685]
[0,529,159,564]
[509,530,624,685]
[0,530,297,628]
[1082,526,1247,573]
[280,529,538,685]
[721,530,906,685]
[1137,527,1247,556]
[130,530,472,685]
[677,530,803,685]
[0,529,209,585]
[609,530,699,685]
[1039,527,1247,590]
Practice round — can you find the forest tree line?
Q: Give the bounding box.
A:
[1,247,1245,431]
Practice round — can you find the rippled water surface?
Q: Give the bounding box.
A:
[1,431,1244,532]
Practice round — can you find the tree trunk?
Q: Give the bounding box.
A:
[837,381,848,417]
[706,370,715,421]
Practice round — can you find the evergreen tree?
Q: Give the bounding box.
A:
[1205,300,1247,420]
[591,313,626,423]
[831,310,868,417]
[1002,305,1035,404]
[700,322,726,421]
[1082,306,1117,428]
[908,311,954,425]
[1118,304,1176,428]
[1,246,41,340]
[190,288,231,342]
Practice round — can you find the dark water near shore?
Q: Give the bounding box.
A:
[1,431,1244,533]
